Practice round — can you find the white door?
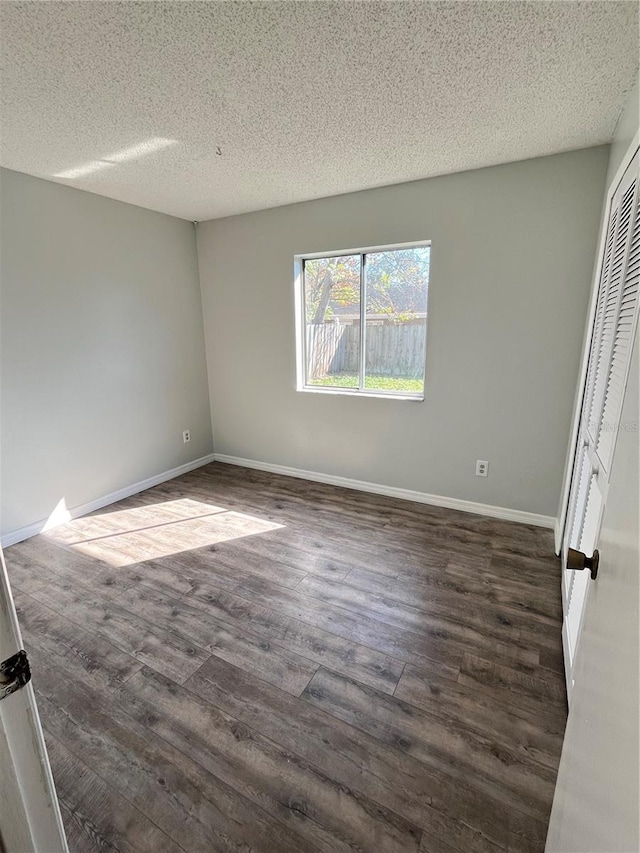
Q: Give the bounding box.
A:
[0,545,68,853]
[561,148,640,699]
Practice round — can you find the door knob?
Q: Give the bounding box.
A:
[567,548,599,580]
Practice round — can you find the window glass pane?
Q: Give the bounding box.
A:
[364,247,430,393]
[304,255,361,388]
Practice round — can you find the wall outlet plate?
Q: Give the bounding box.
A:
[183,430,191,443]
[476,460,489,477]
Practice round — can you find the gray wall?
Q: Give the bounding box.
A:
[197,147,609,517]
[0,168,213,538]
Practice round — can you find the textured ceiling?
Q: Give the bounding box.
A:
[0,1,638,221]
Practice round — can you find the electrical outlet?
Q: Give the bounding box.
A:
[476,460,489,477]
[183,429,191,444]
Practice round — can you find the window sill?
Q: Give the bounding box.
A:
[298,386,424,402]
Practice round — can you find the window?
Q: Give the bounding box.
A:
[295,242,430,399]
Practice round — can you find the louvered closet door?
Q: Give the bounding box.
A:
[562,149,640,698]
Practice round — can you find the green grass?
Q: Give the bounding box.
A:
[309,373,423,393]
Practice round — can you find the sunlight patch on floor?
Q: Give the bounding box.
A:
[43,498,284,568]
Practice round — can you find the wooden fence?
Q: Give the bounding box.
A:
[306,322,426,379]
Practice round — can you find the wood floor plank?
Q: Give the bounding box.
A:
[7,462,566,853]
[217,534,354,580]
[166,543,308,589]
[44,732,183,853]
[192,465,554,574]
[345,565,561,631]
[218,470,490,552]
[189,467,477,573]
[113,581,319,695]
[419,828,459,853]
[394,664,564,769]
[36,674,318,853]
[128,665,424,853]
[19,594,321,853]
[321,569,560,666]
[538,646,566,676]
[190,619,319,695]
[185,653,518,851]
[6,535,141,598]
[119,577,408,697]
[183,580,405,694]
[458,653,568,714]
[232,574,464,677]
[302,667,557,818]
[1,549,50,593]
[29,580,211,685]
[13,590,143,687]
[200,465,493,553]
[294,573,548,664]
[489,538,559,563]
[506,808,550,853]
[117,555,218,598]
[346,563,493,601]
[447,554,561,597]
[294,569,522,646]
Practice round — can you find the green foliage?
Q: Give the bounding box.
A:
[366,248,429,317]
[304,247,429,324]
[304,256,360,322]
[309,373,423,393]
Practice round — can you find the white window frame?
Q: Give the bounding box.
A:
[294,240,430,401]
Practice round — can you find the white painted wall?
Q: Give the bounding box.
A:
[546,79,639,853]
[0,168,213,539]
[197,147,609,517]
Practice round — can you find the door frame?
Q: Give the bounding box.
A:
[555,131,640,556]
[557,136,640,701]
[0,545,68,852]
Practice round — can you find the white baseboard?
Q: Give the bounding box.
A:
[3,450,554,548]
[1,453,216,548]
[213,453,555,529]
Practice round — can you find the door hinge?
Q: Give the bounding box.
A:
[0,650,31,701]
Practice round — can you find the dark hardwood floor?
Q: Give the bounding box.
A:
[5,462,567,853]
